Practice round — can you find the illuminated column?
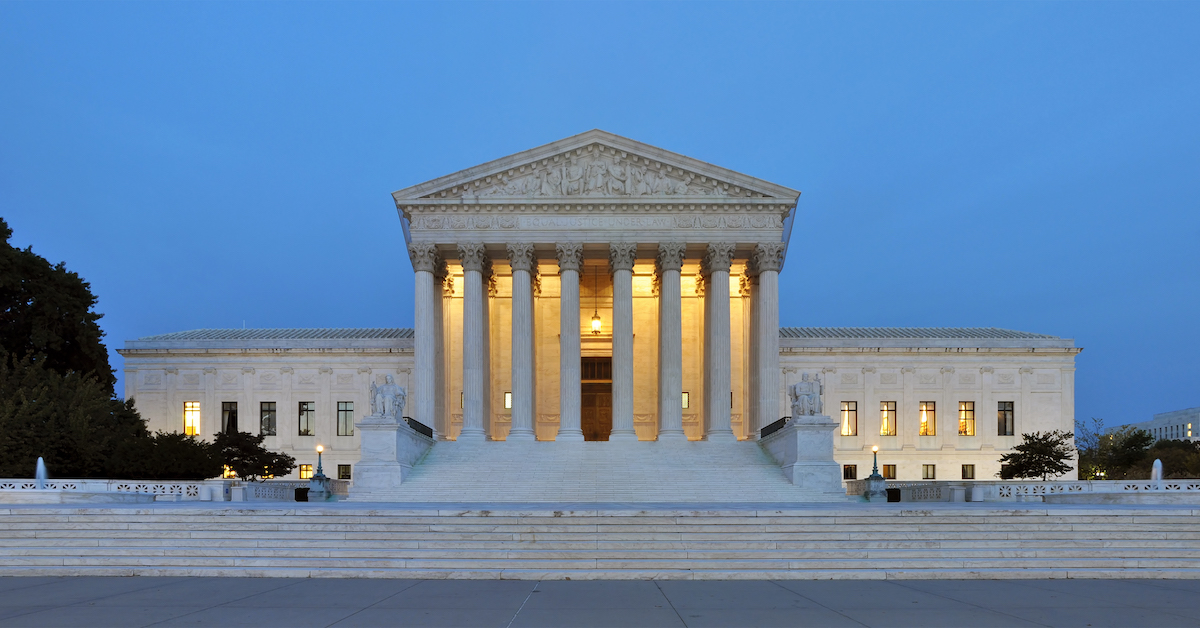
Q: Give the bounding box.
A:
[609,243,638,441]
[751,242,785,436]
[702,243,736,441]
[656,242,687,440]
[556,243,585,441]
[433,259,448,439]
[409,243,441,432]
[742,272,759,439]
[506,243,537,441]
[458,243,488,441]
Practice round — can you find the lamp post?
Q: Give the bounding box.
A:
[864,445,887,501]
[308,444,331,502]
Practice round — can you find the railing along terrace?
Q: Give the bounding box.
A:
[843,479,1200,502]
[404,416,434,438]
[1,478,351,501]
[759,417,790,439]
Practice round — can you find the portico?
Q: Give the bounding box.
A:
[395,130,800,443]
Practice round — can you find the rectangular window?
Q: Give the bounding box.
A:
[958,401,975,436]
[298,401,316,436]
[882,464,897,480]
[183,401,200,436]
[880,401,897,436]
[260,402,277,436]
[221,402,238,434]
[299,464,313,480]
[997,401,1014,436]
[682,392,690,409]
[840,401,858,436]
[337,401,354,437]
[962,464,976,480]
[504,392,512,410]
[843,465,857,480]
[1000,463,1012,478]
[919,401,936,436]
[337,464,352,480]
[922,464,936,480]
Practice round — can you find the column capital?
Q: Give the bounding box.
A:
[457,243,489,272]
[751,242,786,274]
[655,242,687,273]
[609,243,638,273]
[700,242,736,277]
[506,243,537,273]
[408,243,441,273]
[555,243,584,272]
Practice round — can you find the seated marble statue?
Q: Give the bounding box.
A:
[789,372,824,417]
[370,374,407,419]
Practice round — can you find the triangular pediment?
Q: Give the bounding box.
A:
[392,130,799,203]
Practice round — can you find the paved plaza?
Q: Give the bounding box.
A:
[0,577,1198,627]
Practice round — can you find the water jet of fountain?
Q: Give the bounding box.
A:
[35,457,47,490]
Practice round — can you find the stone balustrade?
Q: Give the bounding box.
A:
[844,478,1200,502]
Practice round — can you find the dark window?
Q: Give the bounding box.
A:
[880,401,897,436]
[919,401,936,436]
[958,401,975,436]
[581,357,612,381]
[299,402,316,436]
[922,464,936,480]
[843,465,857,480]
[998,401,1015,436]
[962,464,976,480]
[1000,463,1012,478]
[337,402,354,436]
[337,464,352,480]
[221,402,238,434]
[882,464,897,480]
[840,401,857,436]
[260,402,276,436]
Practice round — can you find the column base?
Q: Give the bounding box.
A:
[506,429,536,441]
[608,430,639,441]
[555,430,585,442]
[657,429,687,441]
[457,428,488,442]
[705,430,738,442]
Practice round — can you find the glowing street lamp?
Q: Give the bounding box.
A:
[864,445,887,501]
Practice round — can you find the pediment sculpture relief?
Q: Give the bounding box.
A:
[422,144,768,200]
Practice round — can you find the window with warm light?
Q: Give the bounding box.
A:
[922,464,937,480]
[840,401,857,436]
[961,464,975,480]
[880,401,897,436]
[221,402,238,434]
[504,392,512,410]
[260,402,276,436]
[682,392,690,409]
[882,464,897,480]
[842,465,857,480]
[997,401,1014,436]
[337,401,354,436]
[958,401,975,436]
[298,401,315,436]
[299,464,313,480]
[183,401,200,436]
[222,465,236,479]
[919,401,936,436]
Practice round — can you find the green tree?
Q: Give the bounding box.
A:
[0,219,113,390]
[213,431,296,482]
[1128,439,1200,480]
[998,430,1077,480]
[1076,418,1154,479]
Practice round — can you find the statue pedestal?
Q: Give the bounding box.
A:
[759,415,848,501]
[350,414,434,500]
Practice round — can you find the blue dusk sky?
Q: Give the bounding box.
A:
[1,2,1197,429]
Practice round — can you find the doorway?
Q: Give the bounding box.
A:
[581,357,612,441]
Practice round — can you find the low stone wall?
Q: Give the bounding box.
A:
[844,478,1200,502]
[0,478,351,502]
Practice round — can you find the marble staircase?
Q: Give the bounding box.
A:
[351,440,834,503]
[1,505,1199,580]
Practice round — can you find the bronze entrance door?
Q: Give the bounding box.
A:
[581,357,612,441]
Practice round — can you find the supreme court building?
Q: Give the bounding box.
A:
[119,130,1081,491]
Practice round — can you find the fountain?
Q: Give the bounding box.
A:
[35,457,47,490]
[1151,458,1164,491]
[0,458,156,504]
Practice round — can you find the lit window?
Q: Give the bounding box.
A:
[298,402,315,436]
[882,465,897,480]
[222,465,236,479]
[962,464,975,480]
[260,402,277,436]
[922,464,936,480]
[337,402,354,436]
[337,464,352,480]
[504,392,512,410]
[919,401,936,436]
[299,464,313,480]
[460,392,464,409]
[958,402,975,436]
[183,401,200,436]
[880,401,897,436]
[682,392,690,409]
[221,402,238,434]
[843,465,857,480]
[998,401,1014,436]
[840,401,858,436]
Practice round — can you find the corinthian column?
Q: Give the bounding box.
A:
[458,243,488,442]
[555,243,584,441]
[656,243,687,440]
[752,242,786,437]
[506,243,537,441]
[409,243,441,434]
[609,242,639,441]
[702,243,736,441]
